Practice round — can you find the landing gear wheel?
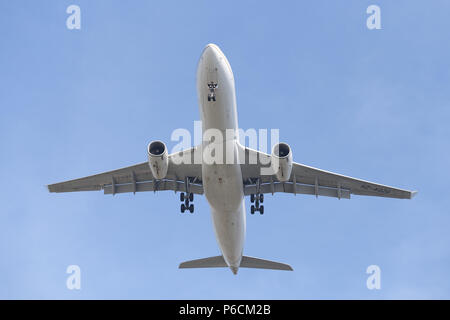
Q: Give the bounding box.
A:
[180,193,185,202]
[250,194,255,203]
[259,194,264,203]
[181,204,186,213]
[259,205,264,215]
[189,193,194,202]
[251,205,255,214]
[189,204,194,213]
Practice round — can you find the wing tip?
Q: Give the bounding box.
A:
[410,191,418,199]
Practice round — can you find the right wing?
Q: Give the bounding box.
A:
[48,146,203,195]
[240,146,417,200]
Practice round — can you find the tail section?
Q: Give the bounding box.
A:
[179,255,293,272]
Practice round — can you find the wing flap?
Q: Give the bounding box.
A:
[244,182,350,198]
[103,180,204,195]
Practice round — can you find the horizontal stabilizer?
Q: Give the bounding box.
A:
[179,255,227,269]
[179,255,293,271]
[240,256,293,271]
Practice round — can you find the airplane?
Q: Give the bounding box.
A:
[48,43,417,275]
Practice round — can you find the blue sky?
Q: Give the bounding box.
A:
[1,0,449,299]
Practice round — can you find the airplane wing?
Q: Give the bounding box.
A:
[48,146,203,195]
[240,146,417,200]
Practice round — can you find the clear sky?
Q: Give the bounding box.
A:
[1,0,449,299]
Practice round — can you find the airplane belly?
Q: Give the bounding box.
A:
[203,162,243,212]
[196,44,245,268]
[210,202,246,267]
[202,143,245,267]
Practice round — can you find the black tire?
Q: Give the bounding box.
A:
[189,204,194,213]
[260,194,264,203]
[260,205,264,215]
[250,194,255,203]
[189,193,194,202]
[208,96,211,101]
[181,204,186,213]
[251,205,255,214]
[180,192,185,202]
[185,199,190,207]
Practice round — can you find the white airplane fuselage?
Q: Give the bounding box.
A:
[196,44,245,274]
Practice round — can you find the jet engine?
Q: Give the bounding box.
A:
[147,140,169,179]
[271,142,293,182]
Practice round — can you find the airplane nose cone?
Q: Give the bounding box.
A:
[201,43,222,61]
[230,266,239,275]
[204,43,220,51]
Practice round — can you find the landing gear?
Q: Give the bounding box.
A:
[251,193,263,203]
[250,193,265,214]
[180,191,194,214]
[207,82,218,102]
[249,177,266,215]
[180,177,196,214]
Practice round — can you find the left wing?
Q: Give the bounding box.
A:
[240,146,417,200]
[48,146,203,195]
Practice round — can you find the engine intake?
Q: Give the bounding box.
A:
[147,140,169,179]
[271,142,293,182]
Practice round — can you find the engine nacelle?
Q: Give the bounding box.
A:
[147,140,169,179]
[271,142,293,182]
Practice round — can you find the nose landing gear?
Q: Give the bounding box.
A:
[207,82,218,102]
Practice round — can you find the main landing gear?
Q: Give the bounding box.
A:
[250,193,264,215]
[180,192,194,213]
